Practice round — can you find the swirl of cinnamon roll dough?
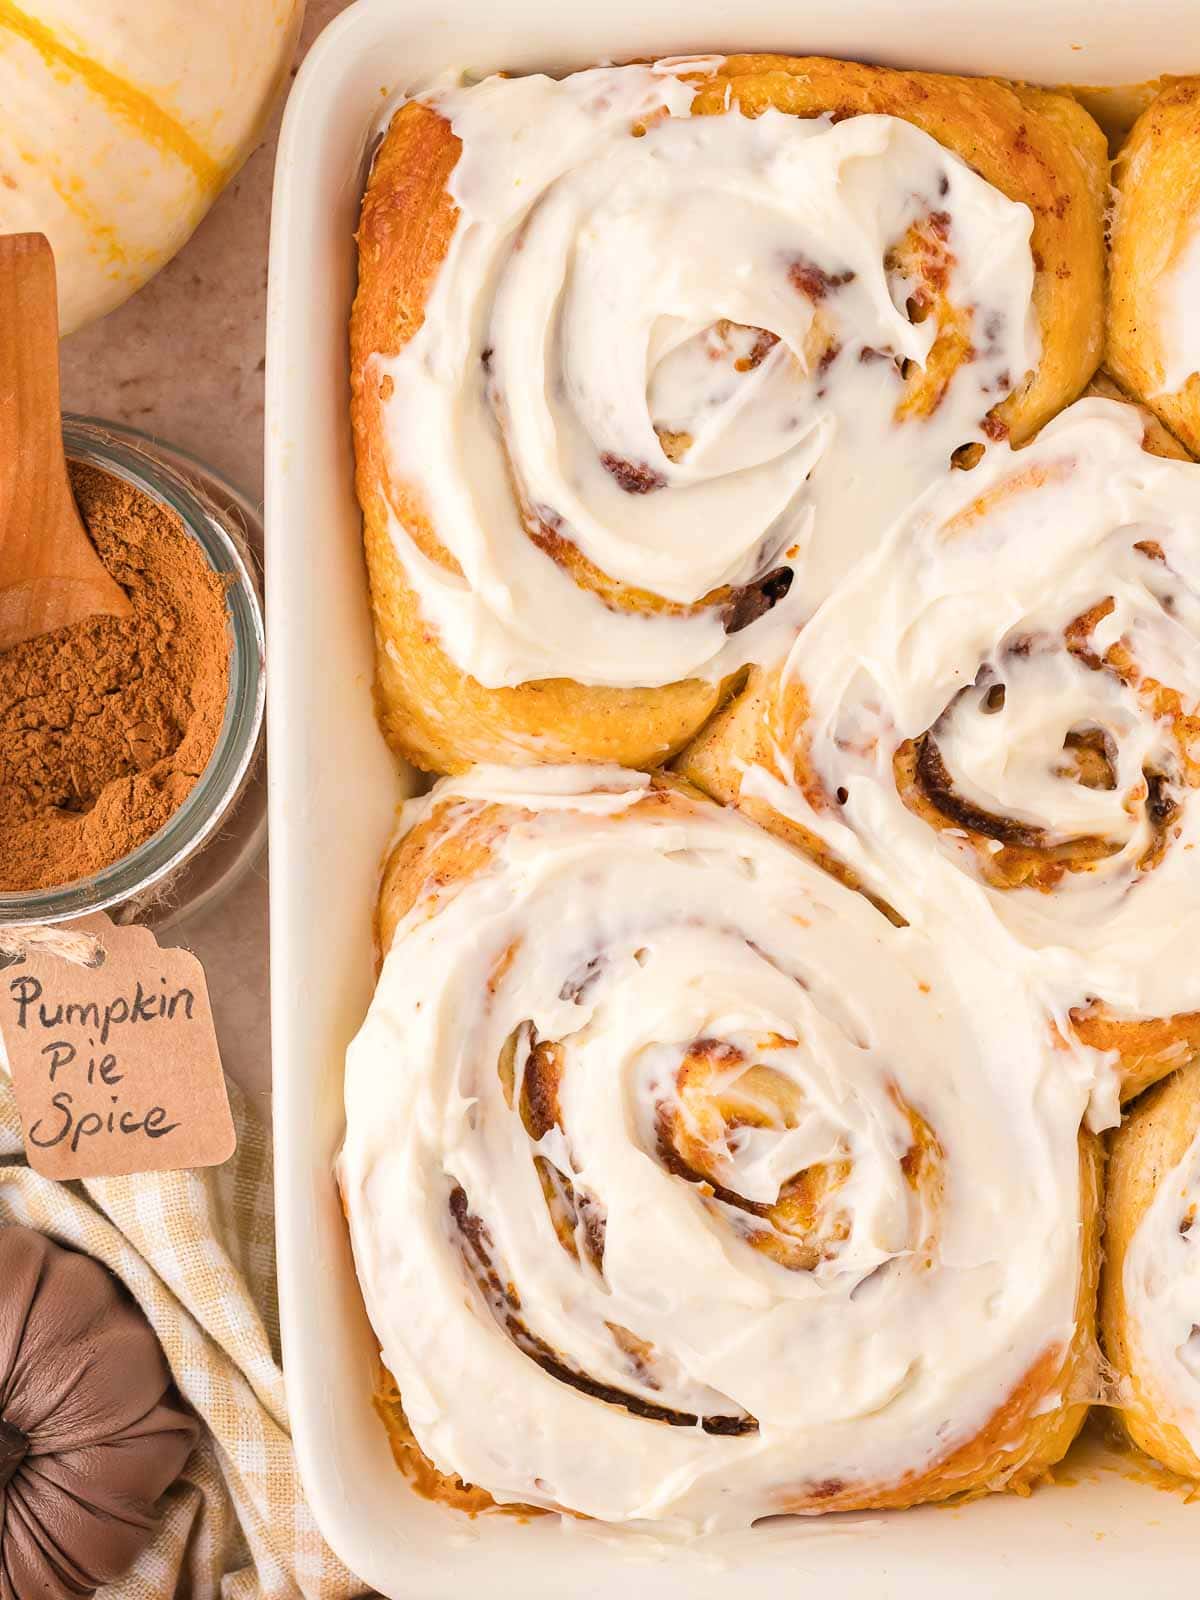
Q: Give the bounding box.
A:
[351,54,1106,773]
[1108,77,1200,458]
[339,766,1101,1528]
[1102,1061,1200,1479]
[679,398,1200,1102]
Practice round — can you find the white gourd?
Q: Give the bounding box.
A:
[0,0,304,333]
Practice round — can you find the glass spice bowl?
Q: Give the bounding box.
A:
[0,418,266,930]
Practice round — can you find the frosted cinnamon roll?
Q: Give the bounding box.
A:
[1108,78,1200,458]
[351,54,1106,773]
[678,398,1200,1101]
[1102,1061,1200,1479]
[340,767,1101,1528]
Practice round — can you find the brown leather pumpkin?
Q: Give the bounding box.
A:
[0,1225,198,1599]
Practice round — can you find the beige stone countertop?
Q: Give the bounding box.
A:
[59,0,356,1103]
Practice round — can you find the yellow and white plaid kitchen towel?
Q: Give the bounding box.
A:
[0,1071,372,1600]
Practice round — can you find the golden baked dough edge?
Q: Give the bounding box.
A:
[1108,77,1200,458]
[1101,1061,1200,1479]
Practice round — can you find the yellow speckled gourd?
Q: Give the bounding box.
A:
[0,0,304,333]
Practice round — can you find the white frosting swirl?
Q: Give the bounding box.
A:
[746,397,1200,1029]
[371,62,1038,689]
[1156,221,1200,396]
[1123,1121,1200,1455]
[340,767,1091,1530]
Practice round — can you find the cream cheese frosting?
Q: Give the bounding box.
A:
[1122,1122,1200,1455]
[340,767,1094,1530]
[743,397,1200,1033]
[1156,221,1200,396]
[369,61,1038,690]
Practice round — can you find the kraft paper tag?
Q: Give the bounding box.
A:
[0,915,235,1179]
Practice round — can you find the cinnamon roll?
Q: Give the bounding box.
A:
[677,397,1200,1102]
[1108,78,1200,458]
[340,766,1101,1527]
[351,54,1106,774]
[1101,1061,1200,1479]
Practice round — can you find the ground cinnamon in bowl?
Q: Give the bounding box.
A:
[0,462,231,893]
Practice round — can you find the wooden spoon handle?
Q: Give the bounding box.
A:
[0,235,74,555]
[0,233,130,650]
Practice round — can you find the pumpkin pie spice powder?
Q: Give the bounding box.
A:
[0,463,231,893]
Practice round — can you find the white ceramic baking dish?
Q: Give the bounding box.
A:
[265,2,1200,1593]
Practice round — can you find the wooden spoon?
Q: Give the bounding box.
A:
[0,232,130,651]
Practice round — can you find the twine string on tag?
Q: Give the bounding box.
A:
[0,924,106,968]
